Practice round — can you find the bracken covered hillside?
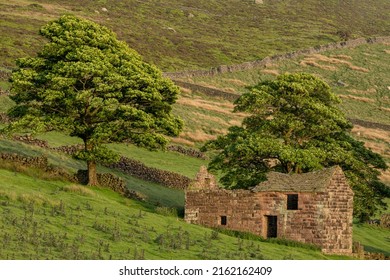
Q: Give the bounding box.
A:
[1,0,390,70]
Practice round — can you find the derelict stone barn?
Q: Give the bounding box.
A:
[185,166,354,255]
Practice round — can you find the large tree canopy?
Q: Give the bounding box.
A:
[203,73,388,221]
[7,15,183,185]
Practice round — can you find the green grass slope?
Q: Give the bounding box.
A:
[353,223,390,257]
[1,0,390,70]
[0,137,187,208]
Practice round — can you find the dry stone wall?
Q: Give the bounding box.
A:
[165,36,390,79]
[9,135,193,189]
[173,80,239,102]
[0,152,145,201]
[75,170,145,201]
[167,144,207,160]
[0,152,75,182]
[109,156,192,189]
[349,118,390,132]
[13,135,49,148]
[353,241,390,260]
[51,144,84,155]
[0,152,49,170]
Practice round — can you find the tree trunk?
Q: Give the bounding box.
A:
[84,139,99,186]
[87,160,99,186]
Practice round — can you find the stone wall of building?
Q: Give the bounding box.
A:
[185,166,354,255]
[273,192,326,246]
[321,167,354,255]
[185,187,262,233]
[186,188,328,247]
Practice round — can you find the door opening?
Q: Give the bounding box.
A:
[266,216,277,238]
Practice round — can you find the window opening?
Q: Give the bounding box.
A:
[287,194,298,210]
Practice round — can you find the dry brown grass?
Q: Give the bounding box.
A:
[264,62,278,68]
[380,169,390,184]
[1,0,70,21]
[339,94,375,103]
[362,142,389,158]
[380,107,390,113]
[347,88,377,96]
[330,54,353,60]
[349,65,370,72]
[61,185,96,197]
[212,128,228,135]
[176,97,237,115]
[352,126,390,143]
[384,50,390,54]
[179,87,192,94]
[181,130,217,142]
[197,82,237,93]
[170,137,195,146]
[180,96,234,109]
[224,79,248,86]
[300,60,337,71]
[228,119,242,126]
[0,190,17,201]
[260,69,280,76]
[192,112,230,126]
[17,193,47,206]
[300,54,370,72]
[11,192,59,207]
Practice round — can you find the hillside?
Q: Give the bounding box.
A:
[172,42,390,184]
[0,136,389,259]
[0,0,389,260]
[1,0,390,70]
[0,146,354,260]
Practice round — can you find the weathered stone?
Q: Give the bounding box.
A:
[108,156,192,189]
[167,145,207,160]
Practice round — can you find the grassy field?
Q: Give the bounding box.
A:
[1,0,390,71]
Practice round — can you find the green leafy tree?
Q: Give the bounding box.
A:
[203,73,388,221]
[6,15,183,186]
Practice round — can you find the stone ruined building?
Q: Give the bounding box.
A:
[185,166,354,255]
